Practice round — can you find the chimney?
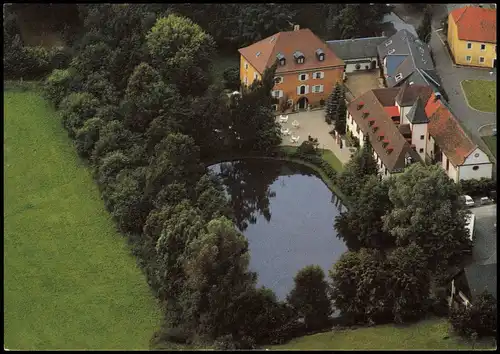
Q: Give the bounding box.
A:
[434,92,442,101]
[294,24,300,31]
[357,102,364,110]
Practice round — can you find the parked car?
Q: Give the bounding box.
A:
[462,195,475,207]
[488,190,497,202]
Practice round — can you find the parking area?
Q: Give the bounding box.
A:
[278,110,353,164]
[344,71,382,100]
[470,204,497,265]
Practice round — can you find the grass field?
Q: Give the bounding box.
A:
[482,135,497,158]
[461,80,497,113]
[4,88,162,350]
[270,318,496,350]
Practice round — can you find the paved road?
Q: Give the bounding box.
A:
[470,204,497,265]
[429,29,496,153]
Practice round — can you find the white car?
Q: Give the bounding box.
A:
[463,195,475,207]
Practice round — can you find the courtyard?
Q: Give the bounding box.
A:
[278,110,354,165]
[344,71,382,100]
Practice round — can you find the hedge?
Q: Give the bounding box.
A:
[458,178,496,198]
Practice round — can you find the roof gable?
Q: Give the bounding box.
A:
[451,6,497,43]
[238,28,344,74]
[425,94,476,166]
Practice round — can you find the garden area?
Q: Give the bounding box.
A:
[270,317,496,350]
[461,80,497,113]
[4,87,162,350]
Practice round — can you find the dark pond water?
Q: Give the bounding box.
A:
[209,159,348,300]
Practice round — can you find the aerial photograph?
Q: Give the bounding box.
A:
[4,3,497,350]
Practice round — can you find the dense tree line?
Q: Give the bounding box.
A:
[331,161,474,326]
[37,5,309,349]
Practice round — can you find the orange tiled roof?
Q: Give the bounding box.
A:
[450,6,497,43]
[238,28,344,74]
[424,93,477,166]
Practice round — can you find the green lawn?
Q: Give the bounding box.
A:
[461,80,497,113]
[269,318,496,350]
[4,88,162,350]
[482,135,497,158]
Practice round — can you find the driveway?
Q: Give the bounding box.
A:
[344,71,381,99]
[279,110,353,164]
[429,29,497,160]
[470,204,497,265]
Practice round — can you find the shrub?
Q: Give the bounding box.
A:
[459,178,496,198]
[449,291,497,339]
[44,68,78,108]
[296,141,319,156]
[222,66,240,91]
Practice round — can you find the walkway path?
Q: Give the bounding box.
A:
[279,110,353,165]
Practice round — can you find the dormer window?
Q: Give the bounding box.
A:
[294,51,305,64]
[276,53,286,66]
[388,49,395,55]
[385,40,392,47]
[395,73,403,82]
[315,48,325,61]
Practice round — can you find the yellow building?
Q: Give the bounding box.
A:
[448,6,496,68]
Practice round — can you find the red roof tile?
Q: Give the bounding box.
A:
[425,93,477,166]
[450,6,497,43]
[238,28,344,74]
[384,106,400,117]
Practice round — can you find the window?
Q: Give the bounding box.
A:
[419,148,424,153]
[254,73,258,80]
[272,90,282,98]
[473,166,479,171]
[479,57,485,63]
[243,76,248,85]
[420,135,424,140]
[312,85,323,93]
[480,44,486,51]
[297,57,304,64]
[279,58,286,66]
[314,72,324,79]
[395,73,403,81]
[274,76,283,84]
[384,167,388,175]
[299,85,306,95]
[318,54,325,61]
[244,62,249,70]
[467,42,472,49]
[446,159,449,171]
[466,56,472,62]
[299,74,308,81]
[271,104,278,111]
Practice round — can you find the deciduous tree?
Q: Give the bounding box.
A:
[382,164,472,274]
[287,265,332,331]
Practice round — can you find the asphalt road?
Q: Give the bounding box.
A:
[470,204,497,265]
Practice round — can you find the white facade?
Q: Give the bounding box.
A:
[346,112,365,143]
[396,102,412,124]
[457,147,493,181]
[426,133,435,159]
[442,153,459,182]
[409,122,428,161]
[344,57,379,73]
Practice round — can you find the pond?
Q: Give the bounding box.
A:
[209,159,347,300]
